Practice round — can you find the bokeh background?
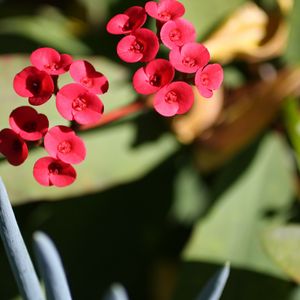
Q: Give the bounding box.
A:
[1,0,300,299]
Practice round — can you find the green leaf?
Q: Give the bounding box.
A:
[284,0,300,65]
[0,6,91,55]
[0,55,178,204]
[169,160,210,225]
[181,0,246,39]
[262,225,300,284]
[183,133,295,278]
[282,97,300,170]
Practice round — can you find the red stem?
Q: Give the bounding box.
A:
[78,100,147,131]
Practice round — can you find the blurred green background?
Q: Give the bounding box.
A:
[1,0,300,299]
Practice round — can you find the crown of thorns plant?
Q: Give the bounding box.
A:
[0,0,223,187]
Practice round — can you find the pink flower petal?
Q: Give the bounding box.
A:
[117,35,144,63]
[195,64,223,98]
[117,28,159,63]
[69,60,109,94]
[160,18,196,49]
[154,93,179,117]
[73,103,104,125]
[44,126,86,164]
[33,157,53,186]
[169,42,210,73]
[107,14,131,34]
[107,6,147,34]
[33,157,76,187]
[145,0,185,22]
[30,47,73,75]
[13,66,54,102]
[9,106,49,141]
[56,83,103,125]
[153,81,194,116]
[0,128,28,166]
[133,67,155,94]
[133,59,174,94]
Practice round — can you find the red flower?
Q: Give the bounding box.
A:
[153,81,194,117]
[169,42,210,73]
[117,28,159,63]
[9,106,49,141]
[0,128,28,166]
[195,64,224,98]
[44,125,86,165]
[33,156,76,187]
[145,0,185,22]
[106,6,147,35]
[160,18,196,49]
[56,83,104,125]
[133,59,174,94]
[30,47,73,75]
[13,66,54,105]
[69,60,109,95]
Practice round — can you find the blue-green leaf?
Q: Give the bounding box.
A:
[196,263,230,300]
[33,232,72,300]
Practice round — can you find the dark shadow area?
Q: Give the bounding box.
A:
[208,133,263,202]
[0,151,192,300]
[172,261,297,300]
[131,109,171,147]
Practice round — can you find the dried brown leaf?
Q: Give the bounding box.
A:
[195,67,300,171]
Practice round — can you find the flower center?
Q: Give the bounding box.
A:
[48,162,62,175]
[12,139,22,152]
[165,91,178,103]
[169,29,181,42]
[201,73,210,86]
[182,57,196,68]
[23,121,37,132]
[27,76,41,94]
[158,11,171,21]
[80,76,93,88]
[123,20,133,31]
[44,63,59,71]
[148,74,161,86]
[130,40,144,53]
[72,95,87,111]
[57,141,72,154]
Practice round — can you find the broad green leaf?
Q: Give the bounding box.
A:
[181,0,246,39]
[289,286,300,300]
[282,97,300,170]
[77,0,118,25]
[262,225,300,284]
[284,0,300,64]
[0,55,178,204]
[169,160,210,225]
[196,263,230,300]
[183,133,295,278]
[0,6,90,55]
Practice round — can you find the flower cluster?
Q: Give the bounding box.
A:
[107,0,223,117]
[0,47,108,187]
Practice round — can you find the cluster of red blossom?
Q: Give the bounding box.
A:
[0,47,108,187]
[0,0,224,188]
[107,0,223,117]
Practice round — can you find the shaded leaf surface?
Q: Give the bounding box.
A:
[263,225,300,284]
[183,133,295,277]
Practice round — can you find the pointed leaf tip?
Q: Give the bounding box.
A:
[103,283,129,300]
[196,263,230,300]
